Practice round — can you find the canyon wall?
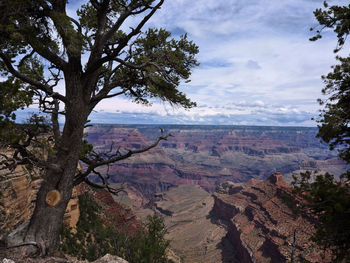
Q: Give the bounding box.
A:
[0,156,41,243]
[0,160,139,246]
[85,125,349,203]
[212,173,330,263]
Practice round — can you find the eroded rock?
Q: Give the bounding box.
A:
[212,173,331,263]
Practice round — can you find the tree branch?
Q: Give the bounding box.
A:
[0,119,62,173]
[25,38,67,71]
[17,50,35,68]
[0,52,67,103]
[74,130,172,186]
[85,0,164,75]
[83,176,126,195]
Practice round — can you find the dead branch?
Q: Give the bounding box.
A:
[74,129,172,189]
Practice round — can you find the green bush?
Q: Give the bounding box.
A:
[60,192,172,262]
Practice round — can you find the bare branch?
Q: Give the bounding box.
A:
[25,38,67,71]
[101,9,131,44]
[89,89,126,110]
[83,176,126,195]
[70,17,82,34]
[109,58,177,83]
[85,0,164,75]
[0,52,67,103]
[86,0,111,67]
[74,130,172,186]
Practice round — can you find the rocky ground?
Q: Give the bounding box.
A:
[212,173,331,263]
[0,253,127,263]
[145,184,236,263]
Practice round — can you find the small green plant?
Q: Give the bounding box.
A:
[60,192,172,262]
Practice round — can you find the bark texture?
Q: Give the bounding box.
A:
[24,74,88,255]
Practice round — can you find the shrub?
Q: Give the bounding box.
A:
[60,192,172,262]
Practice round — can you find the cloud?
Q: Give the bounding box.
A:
[246,60,261,70]
[49,0,350,126]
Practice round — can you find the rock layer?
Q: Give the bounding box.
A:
[0,157,41,242]
[85,125,349,204]
[212,173,330,263]
[0,159,139,246]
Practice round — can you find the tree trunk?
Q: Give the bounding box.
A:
[23,138,83,256]
[22,72,88,256]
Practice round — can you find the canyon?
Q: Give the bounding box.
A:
[1,124,347,262]
[149,173,331,263]
[85,124,344,262]
[86,124,348,203]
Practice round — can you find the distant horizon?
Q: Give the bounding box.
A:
[15,107,319,128]
[86,123,318,129]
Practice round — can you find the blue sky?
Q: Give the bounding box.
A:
[18,0,349,126]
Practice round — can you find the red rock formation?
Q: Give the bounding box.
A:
[84,125,349,204]
[0,161,140,245]
[74,184,140,234]
[212,173,330,263]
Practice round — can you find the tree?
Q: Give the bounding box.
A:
[290,1,350,261]
[0,0,198,256]
[310,1,350,163]
[292,171,350,262]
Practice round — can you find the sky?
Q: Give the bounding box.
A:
[18,0,349,126]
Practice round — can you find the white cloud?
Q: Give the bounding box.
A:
[58,0,350,126]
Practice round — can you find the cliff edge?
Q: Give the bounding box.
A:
[212,172,329,263]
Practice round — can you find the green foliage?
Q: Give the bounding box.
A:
[280,192,299,220]
[60,192,172,262]
[126,215,171,263]
[0,79,33,122]
[79,139,94,159]
[292,171,350,262]
[0,76,34,142]
[310,1,350,53]
[125,28,199,108]
[316,55,350,163]
[310,1,350,164]
[293,4,350,261]
[0,114,50,153]
[60,193,113,260]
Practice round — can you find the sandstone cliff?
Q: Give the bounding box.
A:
[0,161,139,246]
[0,155,41,243]
[212,173,330,263]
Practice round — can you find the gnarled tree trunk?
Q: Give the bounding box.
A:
[23,73,88,256]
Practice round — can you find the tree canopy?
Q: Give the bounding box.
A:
[311,1,350,163]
